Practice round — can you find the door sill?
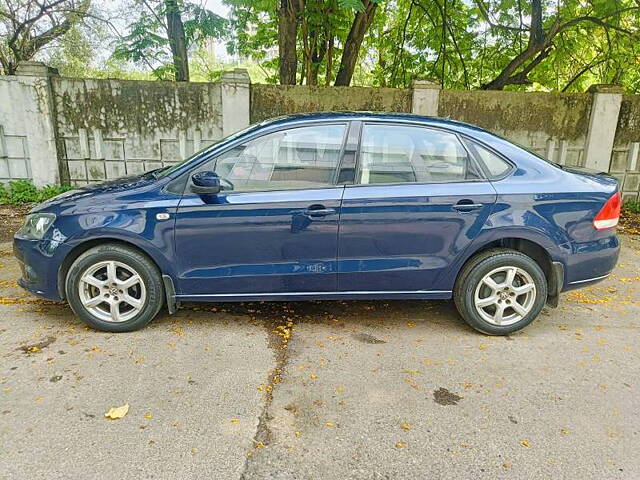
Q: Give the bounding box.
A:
[175,290,453,302]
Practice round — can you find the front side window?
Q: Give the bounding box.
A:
[358,125,481,184]
[198,124,347,191]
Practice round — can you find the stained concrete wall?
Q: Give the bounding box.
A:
[52,78,224,185]
[0,63,249,186]
[2,63,640,201]
[438,90,592,167]
[611,95,640,198]
[250,85,412,123]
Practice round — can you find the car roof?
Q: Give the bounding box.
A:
[255,111,485,134]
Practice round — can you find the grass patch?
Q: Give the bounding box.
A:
[623,200,640,215]
[0,180,72,205]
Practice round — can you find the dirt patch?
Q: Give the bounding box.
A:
[433,387,463,406]
[0,204,31,243]
[352,332,387,344]
[17,335,56,354]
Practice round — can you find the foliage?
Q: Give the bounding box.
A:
[223,0,640,91]
[0,180,72,205]
[3,0,639,93]
[225,0,382,86]
[0,0,91,75]
[624,200,640,215]
[112,0,227,81]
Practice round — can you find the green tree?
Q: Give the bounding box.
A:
[225,0,382,86]
[113,0,227,81]
[0,0,91,75]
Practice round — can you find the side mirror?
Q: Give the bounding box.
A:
[191,171,221,194]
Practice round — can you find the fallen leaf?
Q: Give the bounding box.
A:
[519,439,531,447]
[230,418,240,424]
[560,429,570,435]
[400,422,411,430]
[104,403,130,420]
[325,421,336,427]
[143,413,153,419]
[395,442,406,449]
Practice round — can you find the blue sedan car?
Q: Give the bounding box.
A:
[13,113,621,334]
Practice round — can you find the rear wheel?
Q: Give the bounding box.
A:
[454,248,547,335]
[65,244,164,332]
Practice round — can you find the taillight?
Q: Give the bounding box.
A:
[593,192,621,230]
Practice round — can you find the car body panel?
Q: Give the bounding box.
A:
[337,181,497,292]
[174,187,344,297]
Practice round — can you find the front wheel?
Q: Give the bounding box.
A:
[454,248,548,335]
[65,244,164,332]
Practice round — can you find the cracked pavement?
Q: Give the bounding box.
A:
[1,236,639,479]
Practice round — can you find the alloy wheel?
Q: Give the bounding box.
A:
[473,266,536,326]
[78,260,147,323]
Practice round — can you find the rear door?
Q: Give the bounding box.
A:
[337,123,497,293]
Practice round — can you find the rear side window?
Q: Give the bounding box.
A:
[467,141,512,179]
[358,125,482,184]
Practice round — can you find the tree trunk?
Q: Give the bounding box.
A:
[165,0,190,82]
[334,0,378,86]
[325,34,334,86]
[278,0,301,85]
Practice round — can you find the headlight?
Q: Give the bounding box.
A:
[16,213,56,240]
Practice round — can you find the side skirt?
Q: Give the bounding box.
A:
[175,290,453,303]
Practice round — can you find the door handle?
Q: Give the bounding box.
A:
[303,205,336,217]
[452,201,483,211]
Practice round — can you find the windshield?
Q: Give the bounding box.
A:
[154,123,266,179]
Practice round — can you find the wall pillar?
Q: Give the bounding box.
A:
[220,68,251,137]
[12,61,62,186]
[411,80,441,116]
[583,84,623,172]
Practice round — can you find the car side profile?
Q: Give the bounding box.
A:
[13,112,621,334]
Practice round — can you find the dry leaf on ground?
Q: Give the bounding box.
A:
[105,403,130,419]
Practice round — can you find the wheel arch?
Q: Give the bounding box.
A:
[57,237,166,300]
[447,234,565,305]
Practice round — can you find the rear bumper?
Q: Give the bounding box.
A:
[561,235,620,292]
[13,236,70,301]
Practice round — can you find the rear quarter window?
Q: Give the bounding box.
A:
[467,140,513,179]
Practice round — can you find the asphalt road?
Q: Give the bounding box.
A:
[1,236,639,480]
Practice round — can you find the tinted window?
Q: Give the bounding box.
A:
[358,125,480,184]
[200,125,346,191]
[469,141,512,179]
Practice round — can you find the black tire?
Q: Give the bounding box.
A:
[453,248,547,335]
[65,243,164,332]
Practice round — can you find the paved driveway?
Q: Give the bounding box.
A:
[1,236,639,479]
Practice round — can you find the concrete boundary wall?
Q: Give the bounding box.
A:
[1,62,640,200]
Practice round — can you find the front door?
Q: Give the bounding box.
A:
[337,123,497,293]
[174,123,348,297]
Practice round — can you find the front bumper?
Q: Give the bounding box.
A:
[13,236,72,301]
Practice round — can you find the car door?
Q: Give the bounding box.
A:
[173,123,349,297]
[337,123,498,294]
